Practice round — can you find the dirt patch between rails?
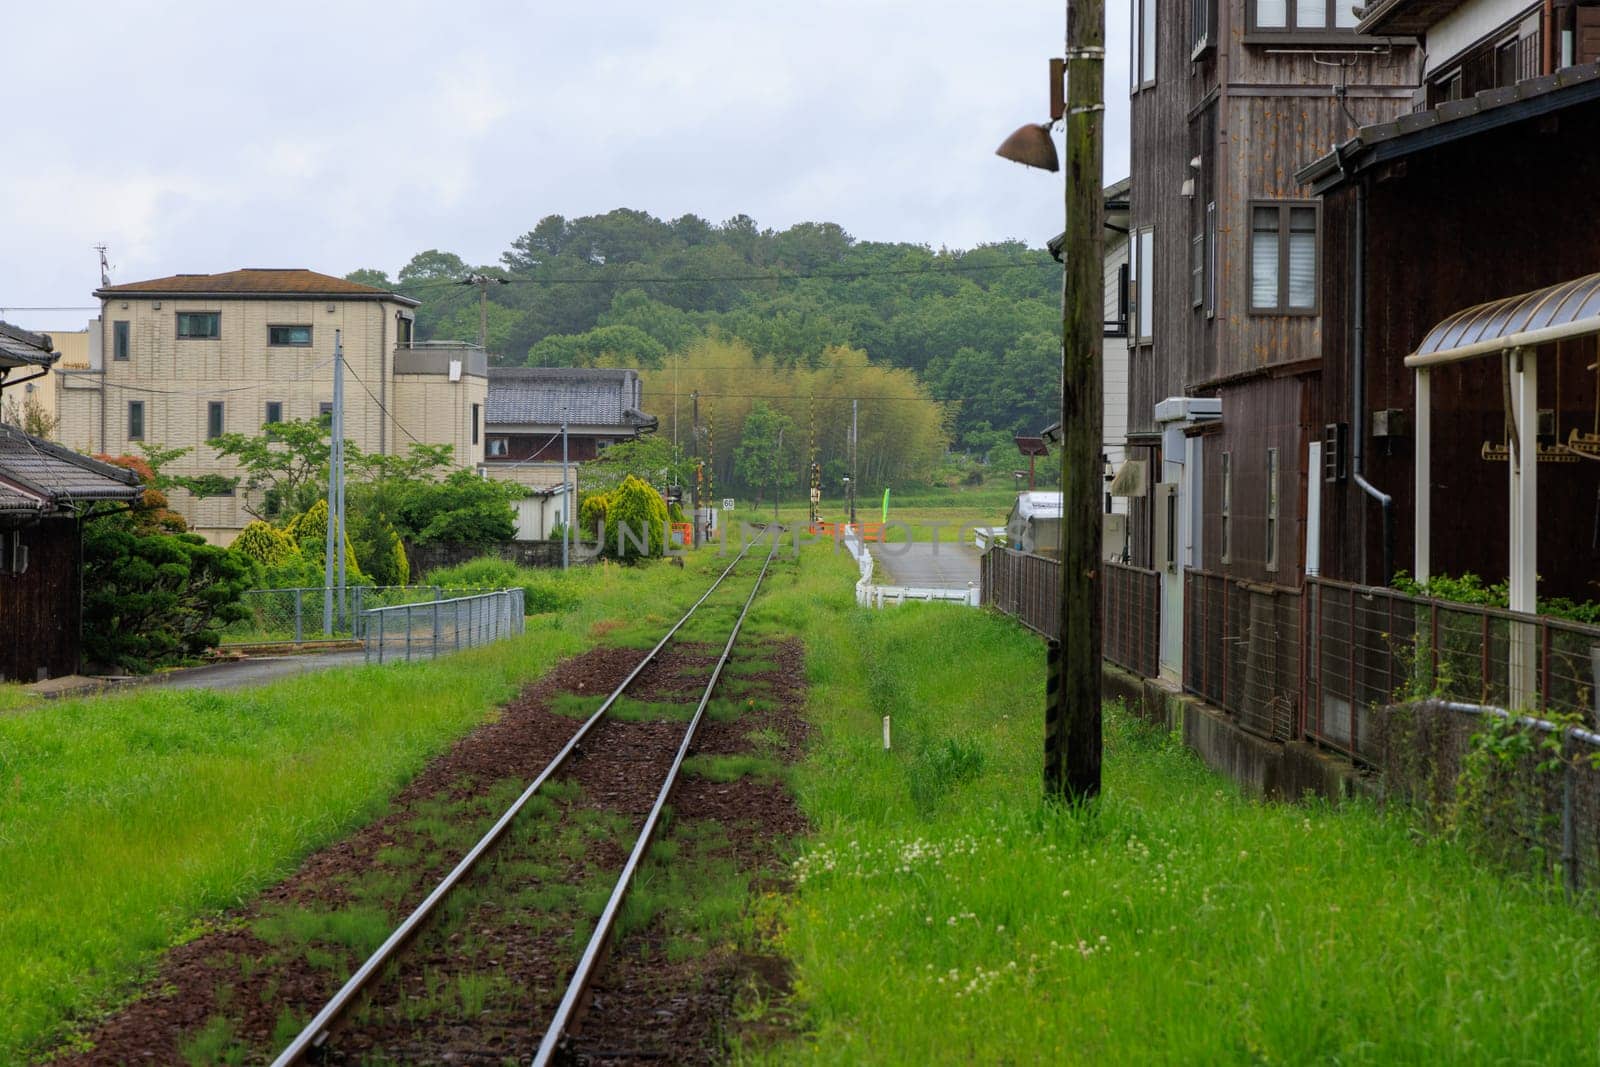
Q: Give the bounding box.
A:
[50,635,812,1067]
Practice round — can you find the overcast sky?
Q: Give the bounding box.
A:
[2,1,1131,332]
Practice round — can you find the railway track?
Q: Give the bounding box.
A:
[271,528,784,1067]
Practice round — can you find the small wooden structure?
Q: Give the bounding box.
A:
[0,323,142,681]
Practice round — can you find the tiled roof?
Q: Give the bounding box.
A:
[0,321,58,370]
[1300,62,1600,192]
[96,268,420,307]
[0,425,143,514]
[486,367,655,429]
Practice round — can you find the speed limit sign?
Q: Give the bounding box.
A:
[722,498,735,511]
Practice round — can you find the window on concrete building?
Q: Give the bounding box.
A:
[1250,0,1359,32]
[397,315,414,345]
[1250,202,1319,314]
[487,438,508,458]
[1220,451,1232,563]
[318,402,333,424]
[268,325,312,346]
[472,403,480,445]
[113,320,130,361]
[128,400,144,441]
[176,312,220,339]
[265,401,283,425]
[207,401,224,441]
[1265,447,1280,571]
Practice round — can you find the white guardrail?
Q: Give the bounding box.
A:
[362,588,526,664]
[842,526,980,608]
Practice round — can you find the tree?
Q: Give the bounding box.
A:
[600,474,669,560]
[1,390,57,438]
[209,418,332,520]
[581,437,695,498]
[390,469,523,544]
[344,268,394,290]
[81,459,252,672]
[526,324,667,369]
[734,402,796,507]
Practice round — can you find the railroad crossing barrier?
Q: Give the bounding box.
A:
[362,588,526,664]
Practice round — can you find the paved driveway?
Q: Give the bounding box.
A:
[150,651,370,691]
[870,541,982,590]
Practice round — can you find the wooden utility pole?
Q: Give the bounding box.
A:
[1047,0,1105,801]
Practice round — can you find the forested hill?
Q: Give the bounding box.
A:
[346,208,1061,456]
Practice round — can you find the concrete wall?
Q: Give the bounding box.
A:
[407,538,567,576]
[1102,662,1366,802]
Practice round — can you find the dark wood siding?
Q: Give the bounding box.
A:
[0,516,82,682]
[1201,374,1318,582]
[1320,96,1600,598]
[485,434,607,463]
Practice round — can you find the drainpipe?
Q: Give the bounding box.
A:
[1347,167,1395,585]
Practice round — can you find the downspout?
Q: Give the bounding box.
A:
[1346,161,1395,585]
[377,302,388,455]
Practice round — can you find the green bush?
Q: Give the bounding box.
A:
[230,520,299,567]
[286,500,364,581]
[391,470,522,544]
[601,475,668,560]
[348,509,409,586]
[82,523,254,673]
[424,557,580,615]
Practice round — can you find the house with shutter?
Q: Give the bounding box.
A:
[1118,0,1421,685]
[55,269,487,543]
[0,323,143,682]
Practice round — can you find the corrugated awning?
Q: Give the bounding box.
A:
[1406,272,1600,368]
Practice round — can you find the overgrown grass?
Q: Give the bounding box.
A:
[0,546,759,1062]
[750,543,1600,1063]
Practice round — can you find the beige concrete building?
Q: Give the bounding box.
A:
[56,268,486,542]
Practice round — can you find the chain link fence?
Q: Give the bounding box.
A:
[225,586,489,644]
[362,589,526,663]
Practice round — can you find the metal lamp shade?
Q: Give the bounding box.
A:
[995,123,1059,172]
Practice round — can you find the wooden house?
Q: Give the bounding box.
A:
[0,324,143,681]
[1122,0,1421,677]
[1300,0,1600,605]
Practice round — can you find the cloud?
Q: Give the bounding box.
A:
[0,1,1132,330]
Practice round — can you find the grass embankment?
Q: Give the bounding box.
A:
[756,544,1600,1063]
[0,549,750,1062]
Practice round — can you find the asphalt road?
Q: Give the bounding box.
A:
[149,650,370,691]
[870,541,982,590]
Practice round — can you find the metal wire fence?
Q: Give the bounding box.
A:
[362,589,527,664]
[1304,577,1600,761]
[1182,570,1301,743]
[978,550,1160,677]
[226,586,489,643]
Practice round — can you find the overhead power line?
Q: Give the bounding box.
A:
[388,258,1058,294]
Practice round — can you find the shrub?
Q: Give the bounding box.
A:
[391,470,522,544]
[230,520,300,567]
[81,522,253,673]
[286,500,364,581]
[601,475,668,560]
[348,509,409,586]
[424,557,580,615]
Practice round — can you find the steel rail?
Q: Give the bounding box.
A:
[271,528,777,1067]
[532,531,782,1066]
